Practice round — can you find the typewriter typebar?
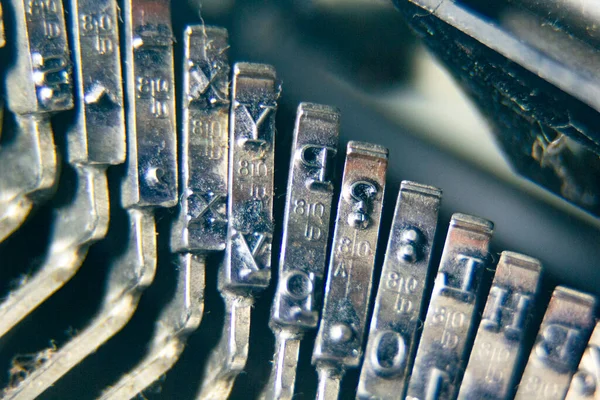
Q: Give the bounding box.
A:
[197,62,281,400]
[263,102,340,400]
[312,141,388,400]
[0,2,599,399]
[96,25,230,400]
[566,321,600,400]
[458,251,542,400]
[0,0,126,396]
[93,0,178,395]
[0,1,177,399]
[357,181,442,400]
[406,214,494,400]
[0,0,73,242]
[515,286,597,400]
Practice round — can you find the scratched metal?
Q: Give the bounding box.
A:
[0,0,74,242]
[197,62,281,400]
[0,1,121,397]
[67,0,125,165]
[405,214,494,400]
[515,286,596,400]
[0,1,176,398]
[98,26,231,400]
[357,181,442,400]
[458,251,542,400]
[312,141,388,400]
[219,62,280,293]
[566,321,600,400]
[262,103,340,400]
[5,0,73,114]
[171,25,230,253]
[121,0,178,208]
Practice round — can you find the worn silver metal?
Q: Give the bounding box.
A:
[171,25,230,254]
[312,141,388,400]
[515,286,597,400]
[357,181,442,400]
[98,254,205,400]
[0,0,73,242]
[98,25,231,400]
[197,62,281,400]
[0,0,124,345]
[405,214,494,400]
[261,103,340,400]
[458,251,542,400]
[67,0,125,166]
[565,321,600,400]
[0,1,175,398]
[0,0,126,397]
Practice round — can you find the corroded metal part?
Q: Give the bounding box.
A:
[197,62,281,400]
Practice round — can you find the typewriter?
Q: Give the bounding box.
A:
[0,0,598,399]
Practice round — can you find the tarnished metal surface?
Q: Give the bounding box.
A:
[312,141,388,400]
[5,0,73,114]
[357,181,442,400]
[171,25,230,254]
[67,0,125,166]
[458,251,542,400]
[197,62,281,400]
[393,0,600,217]
[0,0,73,241]
[0,0,125,352]
[0,1,177,398]
[515,286,596,400]
[98,25,231,400]
[262,103,340,400]
[508,0,600,44]
[406,214,494,400]
[566,322,600,400]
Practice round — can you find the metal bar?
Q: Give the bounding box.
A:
[507,0,600,43]
[357,181,442,400]
[515,286,597,400]
[0,0,73,241]
[171,25,230,254]
[405,214,494,400]
[565,321,600,400]
[312,141,388,400]
[0,0,175,396]
[196,62,281,400]
[458,251,542,400]
[262,102,340,400]
[98,254,205,400]
[99,25,231,400]
[0,0,124,342]
[0,0,127,395]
